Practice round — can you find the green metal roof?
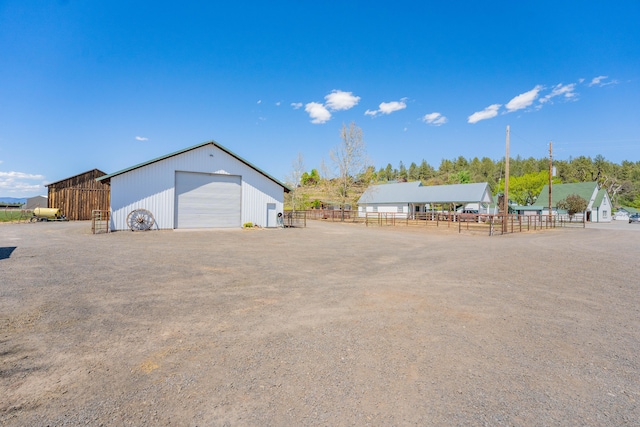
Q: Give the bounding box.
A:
[618,206,639,214]
[534,182,598,208]
[593,189,607,207]
[514,205,542,211]
[97,140,291,192]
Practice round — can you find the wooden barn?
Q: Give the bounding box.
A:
[46,169,110,220]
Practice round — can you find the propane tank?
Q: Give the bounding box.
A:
[33,207,63,219]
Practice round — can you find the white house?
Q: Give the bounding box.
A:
[97,141,290,230]
[357,181,494,218]
[532,182,612,223]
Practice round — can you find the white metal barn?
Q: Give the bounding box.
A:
[97,141,290,230]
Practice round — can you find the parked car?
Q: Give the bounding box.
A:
[629,213,640,224]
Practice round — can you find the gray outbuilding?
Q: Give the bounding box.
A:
[357,181,494,218]
[97,141,290,231]
[24,195,48,211]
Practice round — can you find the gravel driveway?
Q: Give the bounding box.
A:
[1,220,638,426]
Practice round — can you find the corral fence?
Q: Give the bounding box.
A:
[304,209,586,235]
[0,207,33,223]
[91,210,110,234]
[281,211,307,228]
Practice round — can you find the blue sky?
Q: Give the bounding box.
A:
[1,1,639,196]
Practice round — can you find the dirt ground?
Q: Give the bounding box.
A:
[1,220,639,426]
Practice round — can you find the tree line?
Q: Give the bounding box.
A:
[288,123,640,209]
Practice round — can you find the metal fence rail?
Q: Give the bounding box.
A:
[0,207,33,223]
[91,210,110,234]
[282,211,307,228]
[304,209,586,235]
[305,209,364,223]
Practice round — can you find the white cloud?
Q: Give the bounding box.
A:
[291,102,303,109]
[0,171,45,179]
[468,104,501,124]
[0,171,46,195]
[135,136,148,141]
[275,101,281,106]
[257,100,262,104]
[551,83,577,98]
[324,90,360,111]
[365,98,407,117]
[379,100,407,114]
[539,83,577,107]
[422,112,448,126]
[588,75,618,87]
[302,89,360,124]
[305,102,332,124]
[505,85,543,112]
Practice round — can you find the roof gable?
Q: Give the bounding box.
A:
[46,169,107,188]
[97,140,290,192]
[593,189,611,208]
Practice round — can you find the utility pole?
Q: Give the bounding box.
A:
[548,141,553,224]
[503,125,510,232]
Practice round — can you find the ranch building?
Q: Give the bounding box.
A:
[46,169,110,220]
[97,140,290,231]
[357,181,494,218]
[24,195,48,211]
[525,182,612,223]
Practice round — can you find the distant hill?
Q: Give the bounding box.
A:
[0,197,27,205]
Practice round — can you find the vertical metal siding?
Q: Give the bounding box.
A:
[110,144,284,230]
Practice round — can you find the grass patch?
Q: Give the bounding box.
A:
[0,209,31,222]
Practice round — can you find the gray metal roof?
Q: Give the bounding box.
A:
[357,181,422,204]
[358,181,493,205]
[97,140,291,192]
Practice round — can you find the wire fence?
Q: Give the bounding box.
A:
[0,207,33,223]
[303,209,585,235]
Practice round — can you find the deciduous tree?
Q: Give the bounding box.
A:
[329,122,369,212]
[557,194,588,220]
[286,152,305,212]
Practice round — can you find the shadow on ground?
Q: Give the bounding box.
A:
[0,247,16,260]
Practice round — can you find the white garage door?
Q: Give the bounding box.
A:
[175,172,241,228]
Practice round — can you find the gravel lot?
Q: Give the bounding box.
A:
[1,220,639,426]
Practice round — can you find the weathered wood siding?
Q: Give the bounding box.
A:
[47,169,110,220]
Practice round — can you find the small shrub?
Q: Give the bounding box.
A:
[243,222,253,228]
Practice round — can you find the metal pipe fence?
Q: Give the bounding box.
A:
[303,210,586,235]
[281,211,307,228]
[91,210,110,234]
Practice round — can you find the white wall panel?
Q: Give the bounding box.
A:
[175,172,241,228]
[110,144,284,230]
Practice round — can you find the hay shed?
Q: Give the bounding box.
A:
[46,169,110,220]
